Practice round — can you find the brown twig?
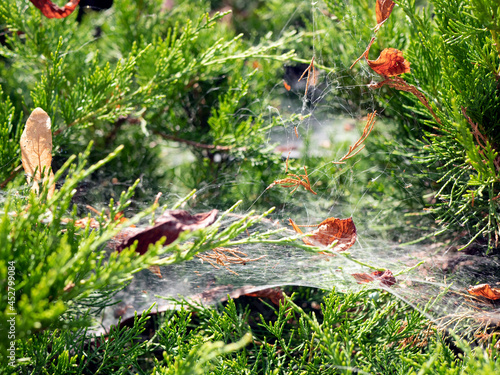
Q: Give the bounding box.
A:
[154,131,246,152]
[350,37,376,69]
[267,166,317,195]
[461,107,500,173]
[333,111,377,164]
[0,164,23,188]
[369,76,442,125]
[298,56,318,97]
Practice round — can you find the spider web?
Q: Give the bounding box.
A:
[95,1,500,339]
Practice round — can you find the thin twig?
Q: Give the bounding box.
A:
[298,56,317,97]
[333,111,377,164]
[350,37,376,69]
[461,107,500,173]
[369,76,442,125]
[154,131,247,152]
[0,164,23,188]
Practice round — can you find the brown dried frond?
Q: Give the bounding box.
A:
[350,37,376,70]
[196,247,266,276]
[369,76,442,125]
[268,166,317,195]
[298,56,318,97]
[333,111,377,164]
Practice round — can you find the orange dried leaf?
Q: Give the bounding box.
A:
[468,284,500,300]
[375,0,395,30]
[29,0,80,19]
[367,48,410,77]
[289,217,357,251]
[352,270,397,287]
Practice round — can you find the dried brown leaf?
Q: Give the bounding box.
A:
[352,270,397,287]
[244,287,286,306]
[375,0,395,31]
[468,284,500,300]
[29,0,80,19]
[289,217,357,251]
[20,108,55,199]
[115,209,219,254]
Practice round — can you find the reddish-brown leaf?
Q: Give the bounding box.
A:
[29,0,80,19]
[289,217,357,251]
[244,287,286,306]
[352,270,397,287]
[115,209,218,254]
[367,48,410,77]
[375,0,395,25]
[468,284,500,300]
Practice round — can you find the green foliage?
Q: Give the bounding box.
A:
[389,0,500,250]
[1,0,500,373]
[10,288,500,374]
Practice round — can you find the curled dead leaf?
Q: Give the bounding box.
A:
[29,0,80,19]
[367,48,410,77]
[352,270,397,287]
[20,108,55,199]
[114,209,218,254]
[289,217,357,251]
[468,284,500,300]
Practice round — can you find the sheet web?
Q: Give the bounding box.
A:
[98,2,500,338]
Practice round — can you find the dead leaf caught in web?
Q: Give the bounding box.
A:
[468,284,500,300]
[196,247,266,275]
[114,209,218,254]
[367,48,410,77]
[289,217,357,251]
[352,270,397,287]
[268,166,317,195]
[20,108,55,199]
[375,0,395,32]
[29,0,80,19]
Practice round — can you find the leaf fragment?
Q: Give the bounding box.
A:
[375,0,395,31]
[289,217,357,251]
[468,284,500,300]
[367,48,410,77]
[352,270,397,287]
[29,0,80,19]
[20,108,55,199]
[114,209,219,254]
